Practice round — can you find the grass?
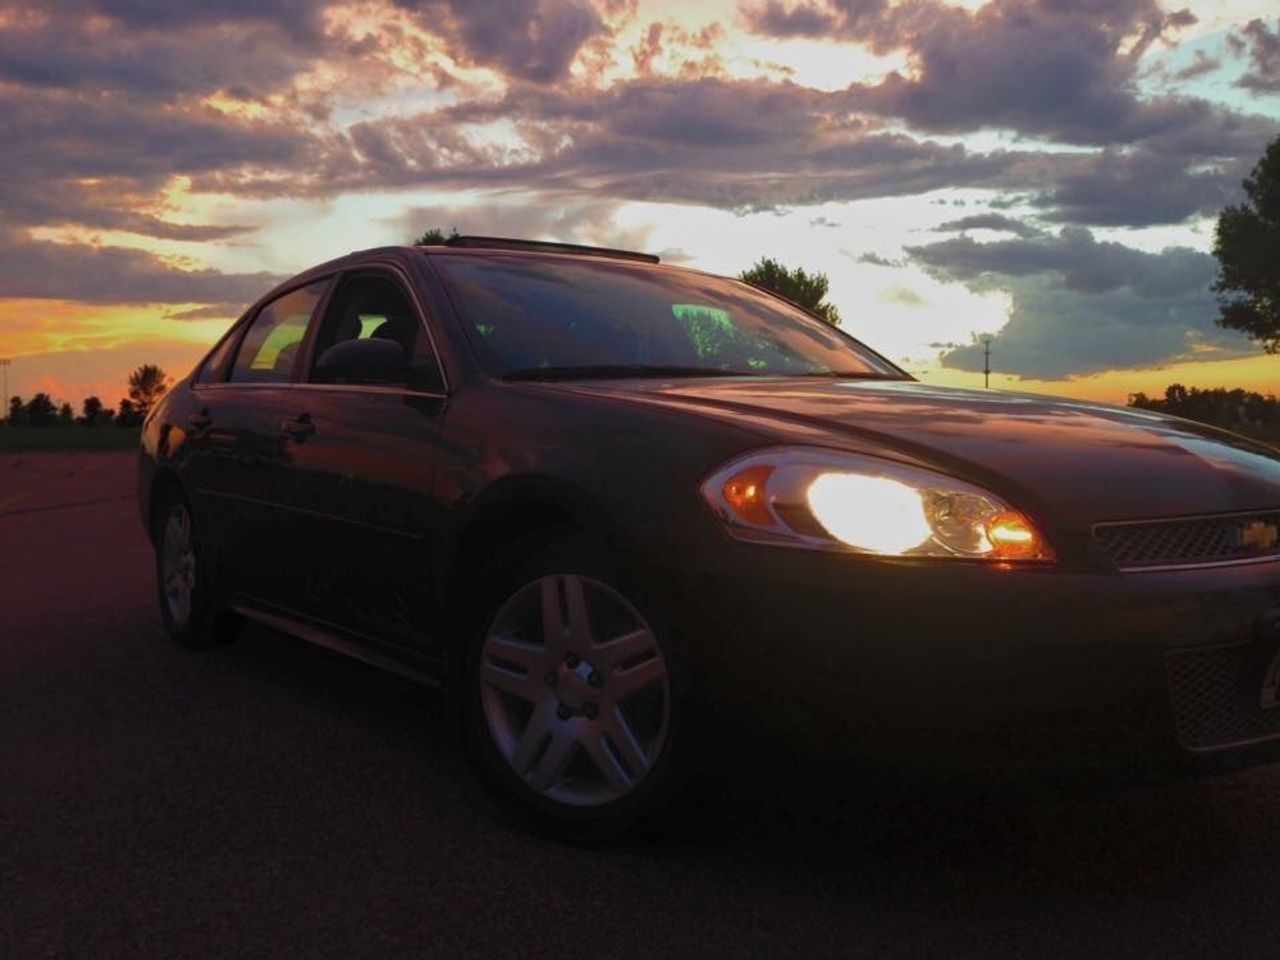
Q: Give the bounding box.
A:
[0,426,141,451]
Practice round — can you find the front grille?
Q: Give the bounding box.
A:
[1165,643,1280,750]
[1094,510,1280,570]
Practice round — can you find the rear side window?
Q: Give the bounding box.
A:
[229,281,329,384]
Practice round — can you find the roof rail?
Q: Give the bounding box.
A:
[440,235,659,264]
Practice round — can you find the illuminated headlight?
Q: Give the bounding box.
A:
[701,447,1054,562]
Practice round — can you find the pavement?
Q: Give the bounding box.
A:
[3,451,1280,959]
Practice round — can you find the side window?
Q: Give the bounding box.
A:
[194,322,241,385]
[310,273,444,392]
[229,281,329,384]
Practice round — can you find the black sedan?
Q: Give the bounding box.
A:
[139,236,1280,838]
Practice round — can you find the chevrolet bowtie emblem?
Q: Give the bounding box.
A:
[1240,520,1279,551]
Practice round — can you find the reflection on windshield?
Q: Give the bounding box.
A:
[431,254,904,381]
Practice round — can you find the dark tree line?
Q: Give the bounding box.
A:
[1129,384,1279,428]
[3,364,170,428]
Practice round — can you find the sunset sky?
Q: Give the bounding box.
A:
[1,0,1278,408]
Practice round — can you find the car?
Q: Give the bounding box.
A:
[138,235,1280,839]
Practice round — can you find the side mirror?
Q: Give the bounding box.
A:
[315,338,409,386]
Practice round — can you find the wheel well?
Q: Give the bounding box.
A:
[447,498,580,603]
[442,490,645,638]
[147,469,182,543]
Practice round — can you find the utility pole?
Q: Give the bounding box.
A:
[0,358,10,424]
[981,336,992,389]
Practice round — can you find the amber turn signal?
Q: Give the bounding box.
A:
[722,464,777,528]
[985,512,1051,560]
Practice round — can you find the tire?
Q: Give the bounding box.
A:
[153,488,241,649]
[462,534,691,842]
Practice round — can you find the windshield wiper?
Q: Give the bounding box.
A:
[503,364,751,381]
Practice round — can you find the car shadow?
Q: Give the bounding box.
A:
[212,620,1280,910]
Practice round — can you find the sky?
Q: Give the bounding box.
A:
[0,0,1277,409]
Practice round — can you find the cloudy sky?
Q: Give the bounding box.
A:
[1,0,1278,407]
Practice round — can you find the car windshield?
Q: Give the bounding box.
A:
[429,254,905,380]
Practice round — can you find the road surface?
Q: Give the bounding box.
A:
[4,451,1279,958]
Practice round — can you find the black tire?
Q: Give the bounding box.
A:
[152,487,241,649]
[461,533,693,842]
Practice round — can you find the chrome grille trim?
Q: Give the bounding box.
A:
[1094,509,1280,571]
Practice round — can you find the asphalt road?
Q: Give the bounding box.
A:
[4,451,1280,959]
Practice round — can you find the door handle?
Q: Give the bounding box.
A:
[187,410,212,430]
[281,413,315,440]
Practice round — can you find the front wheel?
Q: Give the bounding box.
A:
[464,542,686,840]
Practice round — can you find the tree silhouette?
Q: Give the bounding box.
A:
[26,392,56,427]
[127,364,170,421]
[1128,383,1278,428]
[116,397,142,428]
[1213,134,1280,352]
[57,402,74,426]
[7,395,24,426]
[80,395,103,426]
[738,258,841,325]
[413,226,459,246]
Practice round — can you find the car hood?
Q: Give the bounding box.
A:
[555,377,1280,525]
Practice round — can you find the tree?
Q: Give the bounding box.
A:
[413,226,459,246]
[115,397,142,428]
[7,395,24,427]
[738,257,841,325]
[80,395,104,426]
[1213,134,1280,353]
[25,392,56,427]
[126,364,170,421]
[57,402,74,426]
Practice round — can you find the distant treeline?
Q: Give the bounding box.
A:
[6,393,145,428]
[1128,384,1279,429]
[2,365,170,429]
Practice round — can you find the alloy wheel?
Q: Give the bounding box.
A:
[479,574,671,807]
[161,504,197,627]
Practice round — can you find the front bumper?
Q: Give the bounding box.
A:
[677,545,1280,785]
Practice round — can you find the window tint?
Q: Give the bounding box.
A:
[430,255,900,380]
[229,281,329,384]
[311,273,443,391]
[195,323,240,384]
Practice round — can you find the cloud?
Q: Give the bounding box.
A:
[742,0,1260,154]
[0,1,331,100]
[390,0,607,83]
[391,197,653,251]
[1171,50,1222,82]
[1029,148,1240,227]
[905,227,1252,378]
[855,251,903,267]
[0,229,283,306]
[1230,18,1280,93]
[935,213,1042,238]
[908,226,1216,297]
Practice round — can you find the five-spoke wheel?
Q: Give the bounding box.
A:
[477,571,672,812]
[160,502,198,628]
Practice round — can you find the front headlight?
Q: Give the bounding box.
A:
[701,447,1054,562]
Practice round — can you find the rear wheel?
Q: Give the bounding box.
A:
[463,538,686,840]
[153,489,240,648]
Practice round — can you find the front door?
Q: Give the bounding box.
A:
[275,269,450,658]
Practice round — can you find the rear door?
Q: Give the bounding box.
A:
[275,268,450,656]
[184,279,331,606]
